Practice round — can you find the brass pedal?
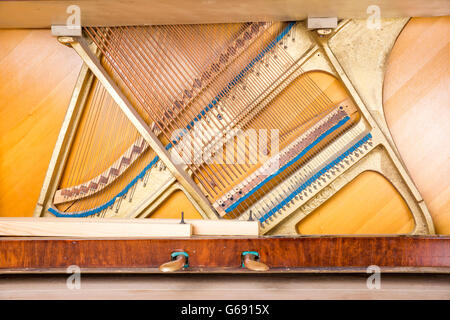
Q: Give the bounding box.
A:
[159,252,189,272]
[242,251,269,271]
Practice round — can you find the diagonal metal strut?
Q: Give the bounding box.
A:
[64,35,218,219]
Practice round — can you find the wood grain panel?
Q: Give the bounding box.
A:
[383,17,450,234]
[0,0,449,28]
[150,190,203,220]
[1,274,449,300]
[0,29,82,217]
[296,171,414,235]
[0,237,448,271]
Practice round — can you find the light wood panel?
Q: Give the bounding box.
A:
[0,217,192,237]
[290,72,415,235]
[296,171,414,234]
[0,29,83,217]
[0,0,449,28]
[1,274,449,300]
[295,17,450,235]
[149,190,203,220]
[383,17,450,234]
[0,217,259,237]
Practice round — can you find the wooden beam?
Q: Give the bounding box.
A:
[0,218,192,238]
[149,219,259,236]
[0,218,258,237]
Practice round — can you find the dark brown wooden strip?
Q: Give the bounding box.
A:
[0,236,449,272]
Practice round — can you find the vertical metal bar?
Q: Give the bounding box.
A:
[34,62,94,217]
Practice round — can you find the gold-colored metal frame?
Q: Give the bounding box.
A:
[33,42,212,220]
[256,19,435,235]
[35,19,435,236]
[34,63,93,217]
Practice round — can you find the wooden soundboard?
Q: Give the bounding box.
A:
[0,3,449,274]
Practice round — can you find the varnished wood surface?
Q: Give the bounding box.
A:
[0,29,82,217]
[383,17,450,234]
[297,171,414,234]
[150,190,203,220]
[0,236,449,271]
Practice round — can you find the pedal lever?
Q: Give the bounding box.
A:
[242,251,269,271]
[159,252,188,272]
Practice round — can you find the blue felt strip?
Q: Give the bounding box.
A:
[49,155,160,218]
[258,133,372,223]
[225,116,350,213]
[48,22,296,218]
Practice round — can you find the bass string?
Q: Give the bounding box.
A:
[206,44,333,205]
[161,24,266,184]
[125,25,239,189]
[112,24,245,136]
[60,22,342,218]
[103,56,153,126]
[161,24,258,181]
[214,25,296,210]
[88,27,154,123]
[132,23,244,194]
[86,26,237,196]
[153,22,328,202]
[130,22,268,181]
[189,23,298,197]
[86,23,280,198]
[75,21,334,212]
[125,25,236,194]
[145,23,274,187]
[205,44,296,204]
